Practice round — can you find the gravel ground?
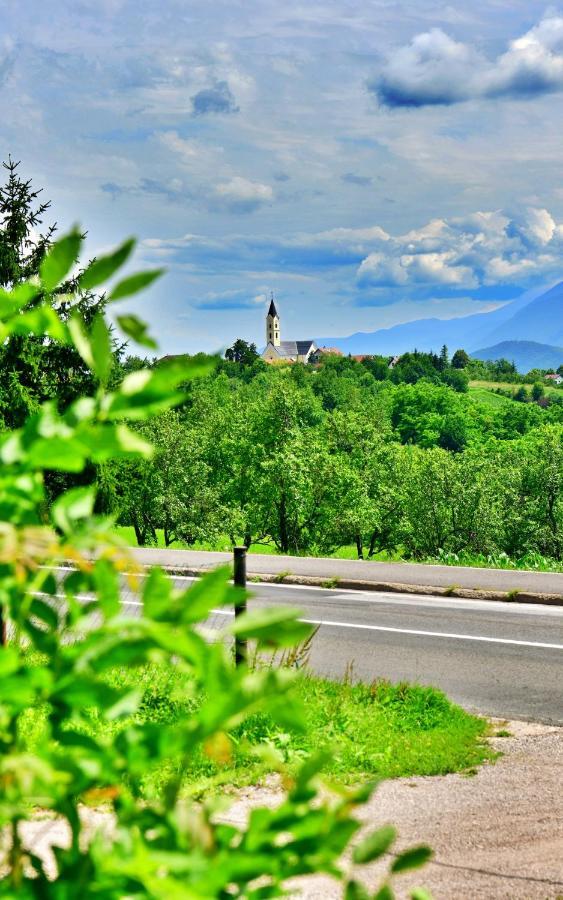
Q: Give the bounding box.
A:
[223,720,563,899]
[17,720,563,899]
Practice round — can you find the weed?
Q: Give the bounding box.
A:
[494,729,511,738]
[443,585,459,596]
[273,570,291,584]
[506,589,521,601]
[321,577,340,589]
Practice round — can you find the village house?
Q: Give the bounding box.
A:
[545,373,563,385]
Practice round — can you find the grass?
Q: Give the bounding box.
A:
[20,656,494,793]
[470,379,562,399]
[468,386,514,409]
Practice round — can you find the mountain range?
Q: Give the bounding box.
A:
[316,280,563,370]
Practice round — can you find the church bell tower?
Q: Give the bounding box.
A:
[266,294,281,347]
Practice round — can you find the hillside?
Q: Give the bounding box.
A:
[472,340,563,372]
[316,281,562,356]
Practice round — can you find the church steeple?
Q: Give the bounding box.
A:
[266,293,281,347]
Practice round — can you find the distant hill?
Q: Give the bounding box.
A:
[472,340,563,373]
[484,281,563,347]
[316,281,562,356]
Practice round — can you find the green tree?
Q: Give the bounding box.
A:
[531,381,545,402]
[0,158,116,429]
[438,344,449,371]
[114,410,228,546]
[451,348,470,369]
[225,337,259,365]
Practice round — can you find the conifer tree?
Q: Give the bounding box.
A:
[0,158,116,428]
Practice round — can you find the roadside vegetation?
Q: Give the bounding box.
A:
[21,653,493,793]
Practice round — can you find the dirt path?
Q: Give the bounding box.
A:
[224,720,563,899]
[18,721,563,898]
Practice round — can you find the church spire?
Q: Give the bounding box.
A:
[267,292,279,319]
[266,293,281,347]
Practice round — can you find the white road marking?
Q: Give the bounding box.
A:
[41,566,563,615]
[208,609,563,650]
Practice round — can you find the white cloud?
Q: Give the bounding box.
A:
[214,176,274,212]
[356,206,562,288]
[143,205,563,292]
[373,14,563,107]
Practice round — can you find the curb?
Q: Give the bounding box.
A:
[144,564,563,607]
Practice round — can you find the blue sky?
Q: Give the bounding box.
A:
[2,1,563,352]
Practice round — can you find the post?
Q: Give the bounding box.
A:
[233,546,247,667]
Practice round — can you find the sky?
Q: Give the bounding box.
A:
[2,0,563,353]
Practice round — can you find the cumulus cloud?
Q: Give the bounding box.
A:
[143,206,563,294]
[356,207,563,289]
[372,14,563,108]
[214,176,274,213]
[191,80,239,115]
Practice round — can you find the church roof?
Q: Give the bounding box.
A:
[267,298,279,318]
[271,340,317,358]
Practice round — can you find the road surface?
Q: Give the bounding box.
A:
[129,547,563,597]
[117,575,563,724]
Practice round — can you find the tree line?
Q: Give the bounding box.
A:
[109,357,563,561]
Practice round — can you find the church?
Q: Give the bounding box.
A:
[261,297,319,364]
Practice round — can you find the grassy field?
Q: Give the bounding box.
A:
[21,657,494,794]
[468,386,513,408]
[470,379,562,398]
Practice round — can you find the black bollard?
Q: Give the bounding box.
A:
[233,546,247,666]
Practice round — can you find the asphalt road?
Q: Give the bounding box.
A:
[117,576,563,725]
[129,547,563,596]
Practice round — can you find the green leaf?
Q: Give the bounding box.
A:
[410,889,433,900]
[104,356,216,421]
[116,313,158,349]
[373,886,394,900]
[93,559,120,619]
[90,313,113,384]
[391,846,433,874]
[84,423,154,461]
[68,315,95,371]
[353,826,396,865]
[0,282,39,318]
[8,304,67,341]
[229,606,313,648]
[108,269,164,301]
[52,486,96,533]
[27,436,87,472]
[79,237,135,291]
[142,567,173,620]
[40,227,82,290]
[181,566,234,624]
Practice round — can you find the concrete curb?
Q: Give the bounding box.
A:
[144,563,563,607]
